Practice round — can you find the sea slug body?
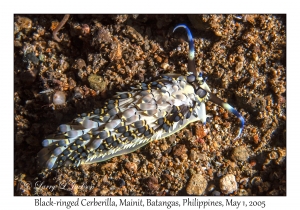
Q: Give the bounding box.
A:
[38,24,244,170]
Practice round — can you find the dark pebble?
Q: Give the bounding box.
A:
[24,53,39,64]
[117,179,126,187]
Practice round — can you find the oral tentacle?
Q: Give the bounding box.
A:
[173,24,197,76]
[208,92,244,140]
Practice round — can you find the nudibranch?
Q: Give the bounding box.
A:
[37,24,244,170]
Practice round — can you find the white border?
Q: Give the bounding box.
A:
[2,1,296,209]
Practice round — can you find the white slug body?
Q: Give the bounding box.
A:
[38,73,212,169]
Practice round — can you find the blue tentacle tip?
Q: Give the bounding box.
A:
[173,24,193,44]
[173,24,188,32]
[223,103,245,140]
[234,115,245,140]
[173,24,195,62]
